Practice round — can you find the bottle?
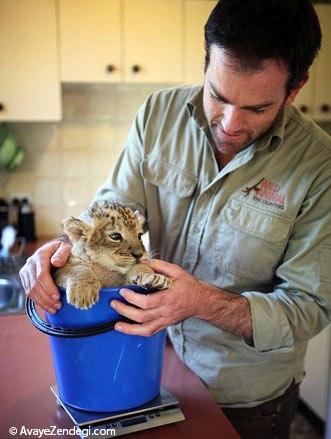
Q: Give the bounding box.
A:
[0,198,9,251]
[19,198,36,241]
[8,197,20,231]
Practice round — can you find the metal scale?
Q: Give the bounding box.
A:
[51,385,185,438]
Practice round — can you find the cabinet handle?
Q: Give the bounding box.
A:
[320,104,330,114]
[131,64,141,73]
[0,103,4,112]
[106,64,116,73]
[299,105,309,114]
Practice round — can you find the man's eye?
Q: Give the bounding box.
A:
[110,233,122,241]
[209,92,220,102]
[250,108,266,115]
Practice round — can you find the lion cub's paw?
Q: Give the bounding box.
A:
[131,273,172,290]
[66,284,99,309]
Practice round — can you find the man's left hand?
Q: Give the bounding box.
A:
[110,259,205,336]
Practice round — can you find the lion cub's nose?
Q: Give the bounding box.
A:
[131,251,144,261]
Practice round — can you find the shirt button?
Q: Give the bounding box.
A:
[193,226,200,233]
[174,328,180,336]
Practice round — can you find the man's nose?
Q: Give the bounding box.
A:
[221,106,242,134]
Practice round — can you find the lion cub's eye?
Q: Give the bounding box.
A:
[110,233,122,241]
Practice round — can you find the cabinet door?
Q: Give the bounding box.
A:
[0,0,61,121]
[59,0,122,82]
[124,0,182,83]
[184,0,217,85]
[314,4,331,122]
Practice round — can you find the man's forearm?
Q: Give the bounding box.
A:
[195,282,253,341]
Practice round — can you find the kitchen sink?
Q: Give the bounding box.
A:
[0,256,27,315]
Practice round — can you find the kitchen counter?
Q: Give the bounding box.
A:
[9,237,53,259]
[0,313,239,439]
[24,238,51,256]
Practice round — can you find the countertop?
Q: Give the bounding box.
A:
[24,238,51,256]
[0,313,239,439]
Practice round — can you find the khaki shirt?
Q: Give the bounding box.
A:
[91,85,331,407]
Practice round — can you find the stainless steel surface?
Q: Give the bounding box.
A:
[0,278,15,307]
[0,274,25,314]
[0,255,26,314]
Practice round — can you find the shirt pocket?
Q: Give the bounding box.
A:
[215,199,293,282]
[141,154,198,235]
[141,154,198,197]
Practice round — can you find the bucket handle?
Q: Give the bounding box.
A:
[25,297,135,338]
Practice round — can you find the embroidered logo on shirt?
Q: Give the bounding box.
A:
[242,178,285,210]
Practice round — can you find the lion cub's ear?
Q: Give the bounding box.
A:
[134,210,145,229]
[62,217,90,243]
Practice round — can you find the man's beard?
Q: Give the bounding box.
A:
[208,98,287,159]
[210,125,254,157]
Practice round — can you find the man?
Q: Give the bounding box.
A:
[20,1,331,437]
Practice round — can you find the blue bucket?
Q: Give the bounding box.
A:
[26,285,166,412]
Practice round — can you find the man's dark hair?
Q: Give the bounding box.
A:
[204,0,322,92]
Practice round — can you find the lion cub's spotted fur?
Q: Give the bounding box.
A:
[55,200,171,309]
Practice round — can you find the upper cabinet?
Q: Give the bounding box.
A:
[0,0,61,122]
[294,4,331,121]
[123,0,182,83]
[59,0,122,82]
[184,1,217,85]
[1,1,330,122]
[59,0,183,83]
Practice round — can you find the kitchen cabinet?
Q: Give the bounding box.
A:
[294,4,331,121]
[123,0,182,83]
[59,0,183,84]
[300,326,331,422]
[0,0,61,121]
[184,0,217,85]
[59,0,122,82]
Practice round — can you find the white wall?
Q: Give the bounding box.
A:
[300,326,331,422]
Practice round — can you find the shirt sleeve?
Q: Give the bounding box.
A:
[241,165,331,353]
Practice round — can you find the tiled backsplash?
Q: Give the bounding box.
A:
[0,83,169,237]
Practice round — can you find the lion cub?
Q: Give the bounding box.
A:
[55,200,171,309]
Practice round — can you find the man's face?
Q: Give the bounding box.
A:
[203,46,302,160]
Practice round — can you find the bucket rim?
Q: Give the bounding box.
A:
[26,284,151,338]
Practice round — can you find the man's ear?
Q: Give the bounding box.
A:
[62,217,90,243]
[285,73,309,106]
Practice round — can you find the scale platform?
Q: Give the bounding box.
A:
[50,385,185,438]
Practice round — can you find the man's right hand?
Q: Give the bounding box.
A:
[19,240,72,313]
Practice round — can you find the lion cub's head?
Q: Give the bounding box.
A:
[62,200,147,272]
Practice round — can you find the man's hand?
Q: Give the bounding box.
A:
[110,259,205,336]
[111,259,253,340]
[19,239,72,313]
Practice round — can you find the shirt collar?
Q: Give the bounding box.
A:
[254,105,290,151]
[186,85,291,150]
[186,86,207,129]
